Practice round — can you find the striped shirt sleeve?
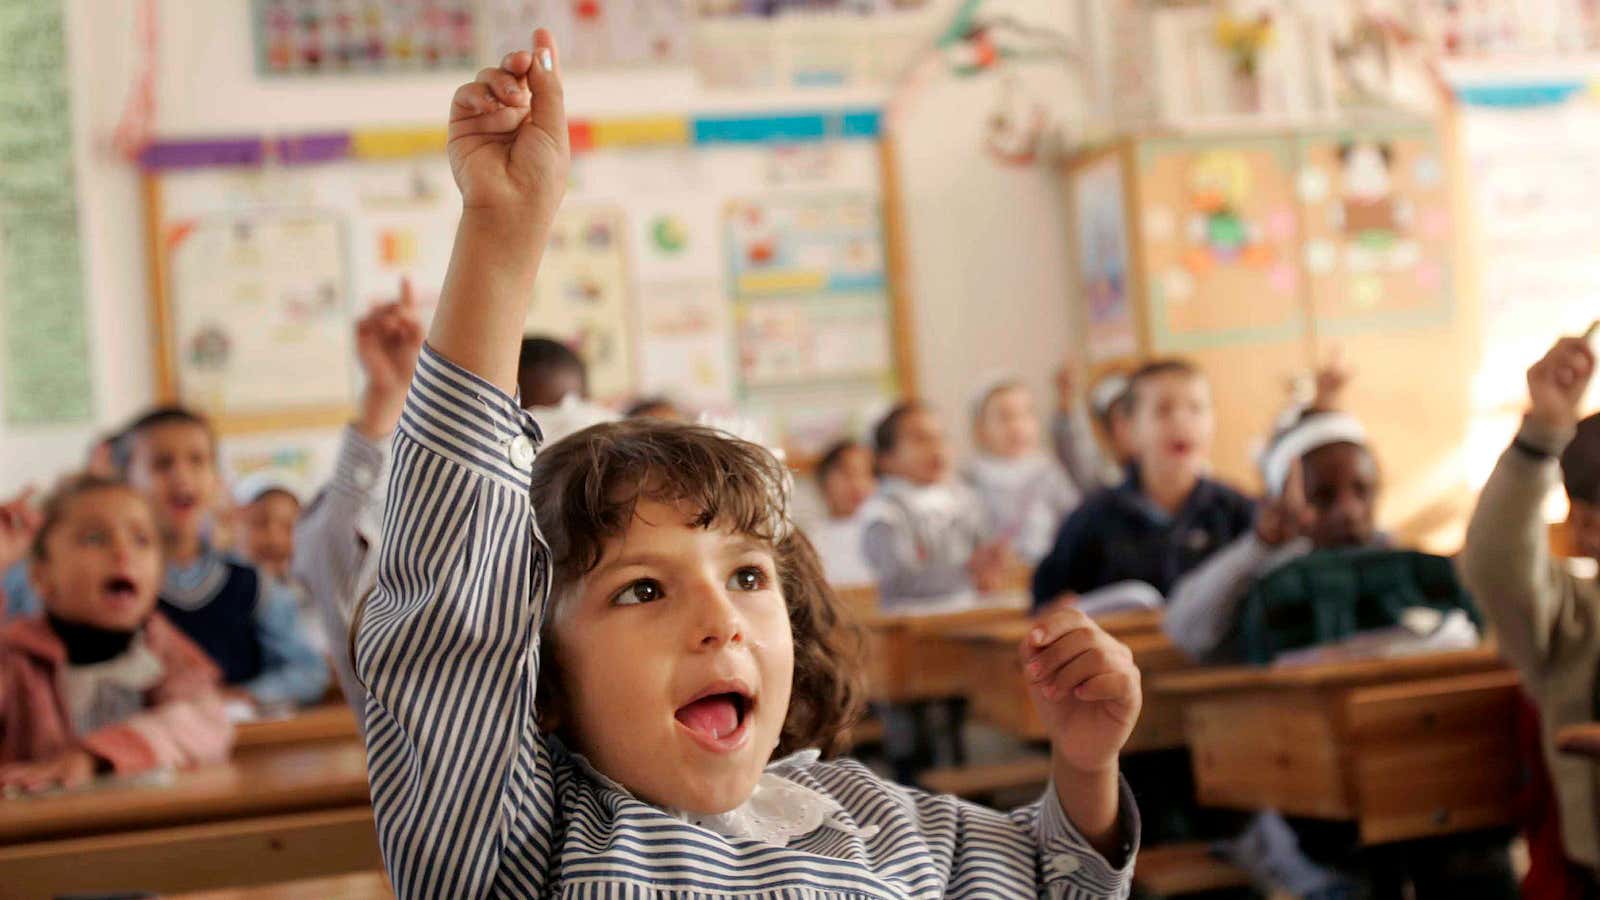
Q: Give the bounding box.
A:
[356,344,551,898]
[1036,780,1138,898]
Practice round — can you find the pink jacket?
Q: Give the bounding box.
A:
[0,614,234,773]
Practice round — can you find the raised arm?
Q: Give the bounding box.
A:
[355,32,571,898]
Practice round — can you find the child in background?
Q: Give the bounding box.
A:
[965,377,1080,565]
[807,439,876,586]
[356,37,1140,897]
[1032,359,1255,610]
[625,395,687,421]
[1164,409,1382,662]
[862,401,1007,610]
[0,477,232,793]
[1,489,41,620]
[109,408,327,710]
[1460,333,1600,884]
[292,284,424,722]
[517,335,587,408]
[1053,362,1135,491]
[231,476,302,584]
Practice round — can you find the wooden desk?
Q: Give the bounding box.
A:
[175,870,392,899]
[1,739,372,844]
[1557,722,1600,759]
[862,600,1028,703]
[949,613,1195,752]
[0,740,378,896]
[1153,647,1521,845]
[235,703,360,752]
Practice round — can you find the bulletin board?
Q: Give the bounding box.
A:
[1134,134,1307,353]
[140,110,913,462]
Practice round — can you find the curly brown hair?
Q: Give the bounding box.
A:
[529,418,866,758]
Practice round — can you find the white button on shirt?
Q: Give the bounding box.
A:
[509,434,536,470]
[1049,855,1082,876]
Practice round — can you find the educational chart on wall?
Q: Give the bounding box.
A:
[167,210,354,420]
[1457,84,1600,419]
[1136,136,1305,352]
[142,110,899,465]
[253,0,478,76]
[725,192,894,457]
[0,0,93,427]
[1070,151,1137,362]
[693,0,938,90]
[1294,126,1453,336]
[479,0,691,69]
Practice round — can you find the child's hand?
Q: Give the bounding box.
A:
[1022,605,1141,774]
[0,748,96,795]
[968,540,1012,593]
[1527,335,1596,431]
[1054,358,1078,412]
[448,29,569,214]
[0,486,40,574]
[356,278,427,440]
[1311,347,1353,410]
[1256,458,1312,546]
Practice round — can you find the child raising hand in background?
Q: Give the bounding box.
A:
[355,31,1140,899]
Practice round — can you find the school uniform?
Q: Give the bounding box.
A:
[158,549,329,707]
[859,477,990,612]
[1031,469,1255,611]
[292,425,389,722]
[806,511,874,587]
[965,453,1081,565]
[356,346,1139,899]
[0,613,233,772]
[1460,417,1600,875]
[1052,406,1122,492]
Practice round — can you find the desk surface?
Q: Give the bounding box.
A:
[0,739,371,844]
[1557,723,1600,759]
[235,703,361,751]
[174,872,392,899]
[1151,646,1507,696]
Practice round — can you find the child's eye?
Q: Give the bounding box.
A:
[727,566,769,593]
[79,528,109,547]
[612,579,664,606]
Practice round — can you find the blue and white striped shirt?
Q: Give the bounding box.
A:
[357,346,1139,899]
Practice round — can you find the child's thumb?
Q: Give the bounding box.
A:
[525,29,568,152]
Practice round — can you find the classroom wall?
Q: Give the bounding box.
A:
[0,0,1076,494]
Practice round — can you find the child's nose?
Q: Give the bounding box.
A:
[689,582,744,650]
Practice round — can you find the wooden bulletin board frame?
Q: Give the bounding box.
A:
[139,116,919,454]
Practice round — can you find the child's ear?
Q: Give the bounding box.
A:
[28,557,55,606]
[534,674,565,734]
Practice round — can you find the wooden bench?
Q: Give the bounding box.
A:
[917,754,1053,801]
[1132,842,1253,897]
[1154,647,1521,845]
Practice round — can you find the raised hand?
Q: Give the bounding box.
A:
[0,486,40,575]
[1256,457,1311,547]
[1022,604,1141,775]
[448,29,570,214]
[356,278,427,440]
[1527,333,1597,431]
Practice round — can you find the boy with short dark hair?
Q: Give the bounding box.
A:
[1032,359,1255,610]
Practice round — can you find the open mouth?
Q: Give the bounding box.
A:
[674,682,754,752]
[102,575,140,606]
[168,493,200,515]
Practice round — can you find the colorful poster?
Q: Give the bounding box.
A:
[1136,137,1305,351]
[531,206,635,402]
[724,193,895,457]
[1295,129,1453,335]
[0,0,92,426]
[168,210,354,415]
[636,280,734,408]
[1072,154,1137,362]
[692,0,935,89]
[254,0,478,76]
[481,0,691,69]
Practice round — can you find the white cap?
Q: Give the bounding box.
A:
[232,471,304,507]
[1259,411,1370,498]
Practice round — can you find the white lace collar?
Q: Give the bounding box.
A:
[565,746,879,847]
